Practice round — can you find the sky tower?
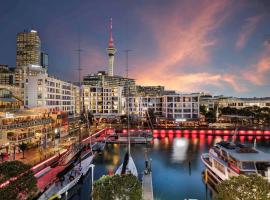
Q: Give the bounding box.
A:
[107,18,116,76]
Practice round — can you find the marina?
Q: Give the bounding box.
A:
[91,134,270,200]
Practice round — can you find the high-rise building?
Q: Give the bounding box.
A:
[40,52,49,69]
[106,18,116,76]
[16,29,41,68]
[0,65,14,85]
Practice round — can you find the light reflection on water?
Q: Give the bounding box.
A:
[77,136,270,200]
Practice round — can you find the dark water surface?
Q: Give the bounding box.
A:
[73,135,270,200]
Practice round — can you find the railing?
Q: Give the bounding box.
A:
[0,118,52,130]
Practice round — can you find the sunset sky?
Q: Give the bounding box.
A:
[0,0,270,97]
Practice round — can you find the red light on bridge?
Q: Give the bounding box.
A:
[223,136,229,141]
[199,130,205,134]
[176,133,181,138]
[223,130,229,134]
[207,130,213,134]
[239,130,246,135]
[176,130,182,134]
[264,130,270,135]
[215,130,221,134]
[248,136,253,141]
[192,130,197,134]
[247,130,254,134]
[256,130,262,134]
[153,133,158,138]
[153,130,158,134]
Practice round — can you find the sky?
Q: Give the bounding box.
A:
[0,0,270,97]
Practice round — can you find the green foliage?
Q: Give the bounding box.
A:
[0,161,38,200]
[220,106,270,125]
[216,175,270,200]
[93,174,142,200]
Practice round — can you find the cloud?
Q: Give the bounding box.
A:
[133,0,246,93]
[235,15,262,50]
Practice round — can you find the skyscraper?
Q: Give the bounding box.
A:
[16,29,41,68]
[106,18,116,76]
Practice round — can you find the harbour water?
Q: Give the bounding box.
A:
[73,135,270,200]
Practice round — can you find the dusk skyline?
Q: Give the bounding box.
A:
[1,0,270,97]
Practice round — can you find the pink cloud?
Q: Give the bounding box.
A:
[235,15,262,50]
[133,0,247,93]
[244,56,270,86]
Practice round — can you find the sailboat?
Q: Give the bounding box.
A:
[115,49,138,177]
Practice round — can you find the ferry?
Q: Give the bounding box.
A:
[201,141,270,183]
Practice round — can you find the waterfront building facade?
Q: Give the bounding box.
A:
[124,96,162,117]
[162,94,200,120]
[23,71,78,114]
[82,85,123,117]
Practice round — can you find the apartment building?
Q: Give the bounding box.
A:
[82,85,123,117]
[162,94,200,120]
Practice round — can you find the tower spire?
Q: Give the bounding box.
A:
[109,18,114,48]
[107,17,116,76]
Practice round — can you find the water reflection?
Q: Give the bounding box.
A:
[91,135,270,200]
[172,138,188,163]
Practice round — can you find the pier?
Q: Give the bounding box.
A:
[142,171,154,200]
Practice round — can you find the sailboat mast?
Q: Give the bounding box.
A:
[125,49,132,155]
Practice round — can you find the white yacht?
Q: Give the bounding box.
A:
[201,141,270,183]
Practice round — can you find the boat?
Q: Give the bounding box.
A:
[109,130,152,144]
[201,140,270,183]
[38,153,94,200]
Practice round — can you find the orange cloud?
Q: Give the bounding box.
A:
[244,56,270,86]
[235,15,262,50]
[133,0,246,93]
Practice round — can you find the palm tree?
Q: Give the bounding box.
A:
[19,142,28,159]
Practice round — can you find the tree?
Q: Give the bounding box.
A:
[18,143,28,159]
[216,175,270,200]
[0,161,38,200]
[92,174,142,200]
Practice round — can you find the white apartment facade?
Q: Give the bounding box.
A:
[23,72,78,114]
[162,94,200,120]
[83,85,123,117]
[125,96,162,117]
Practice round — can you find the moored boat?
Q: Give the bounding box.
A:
[201,141,270,183]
